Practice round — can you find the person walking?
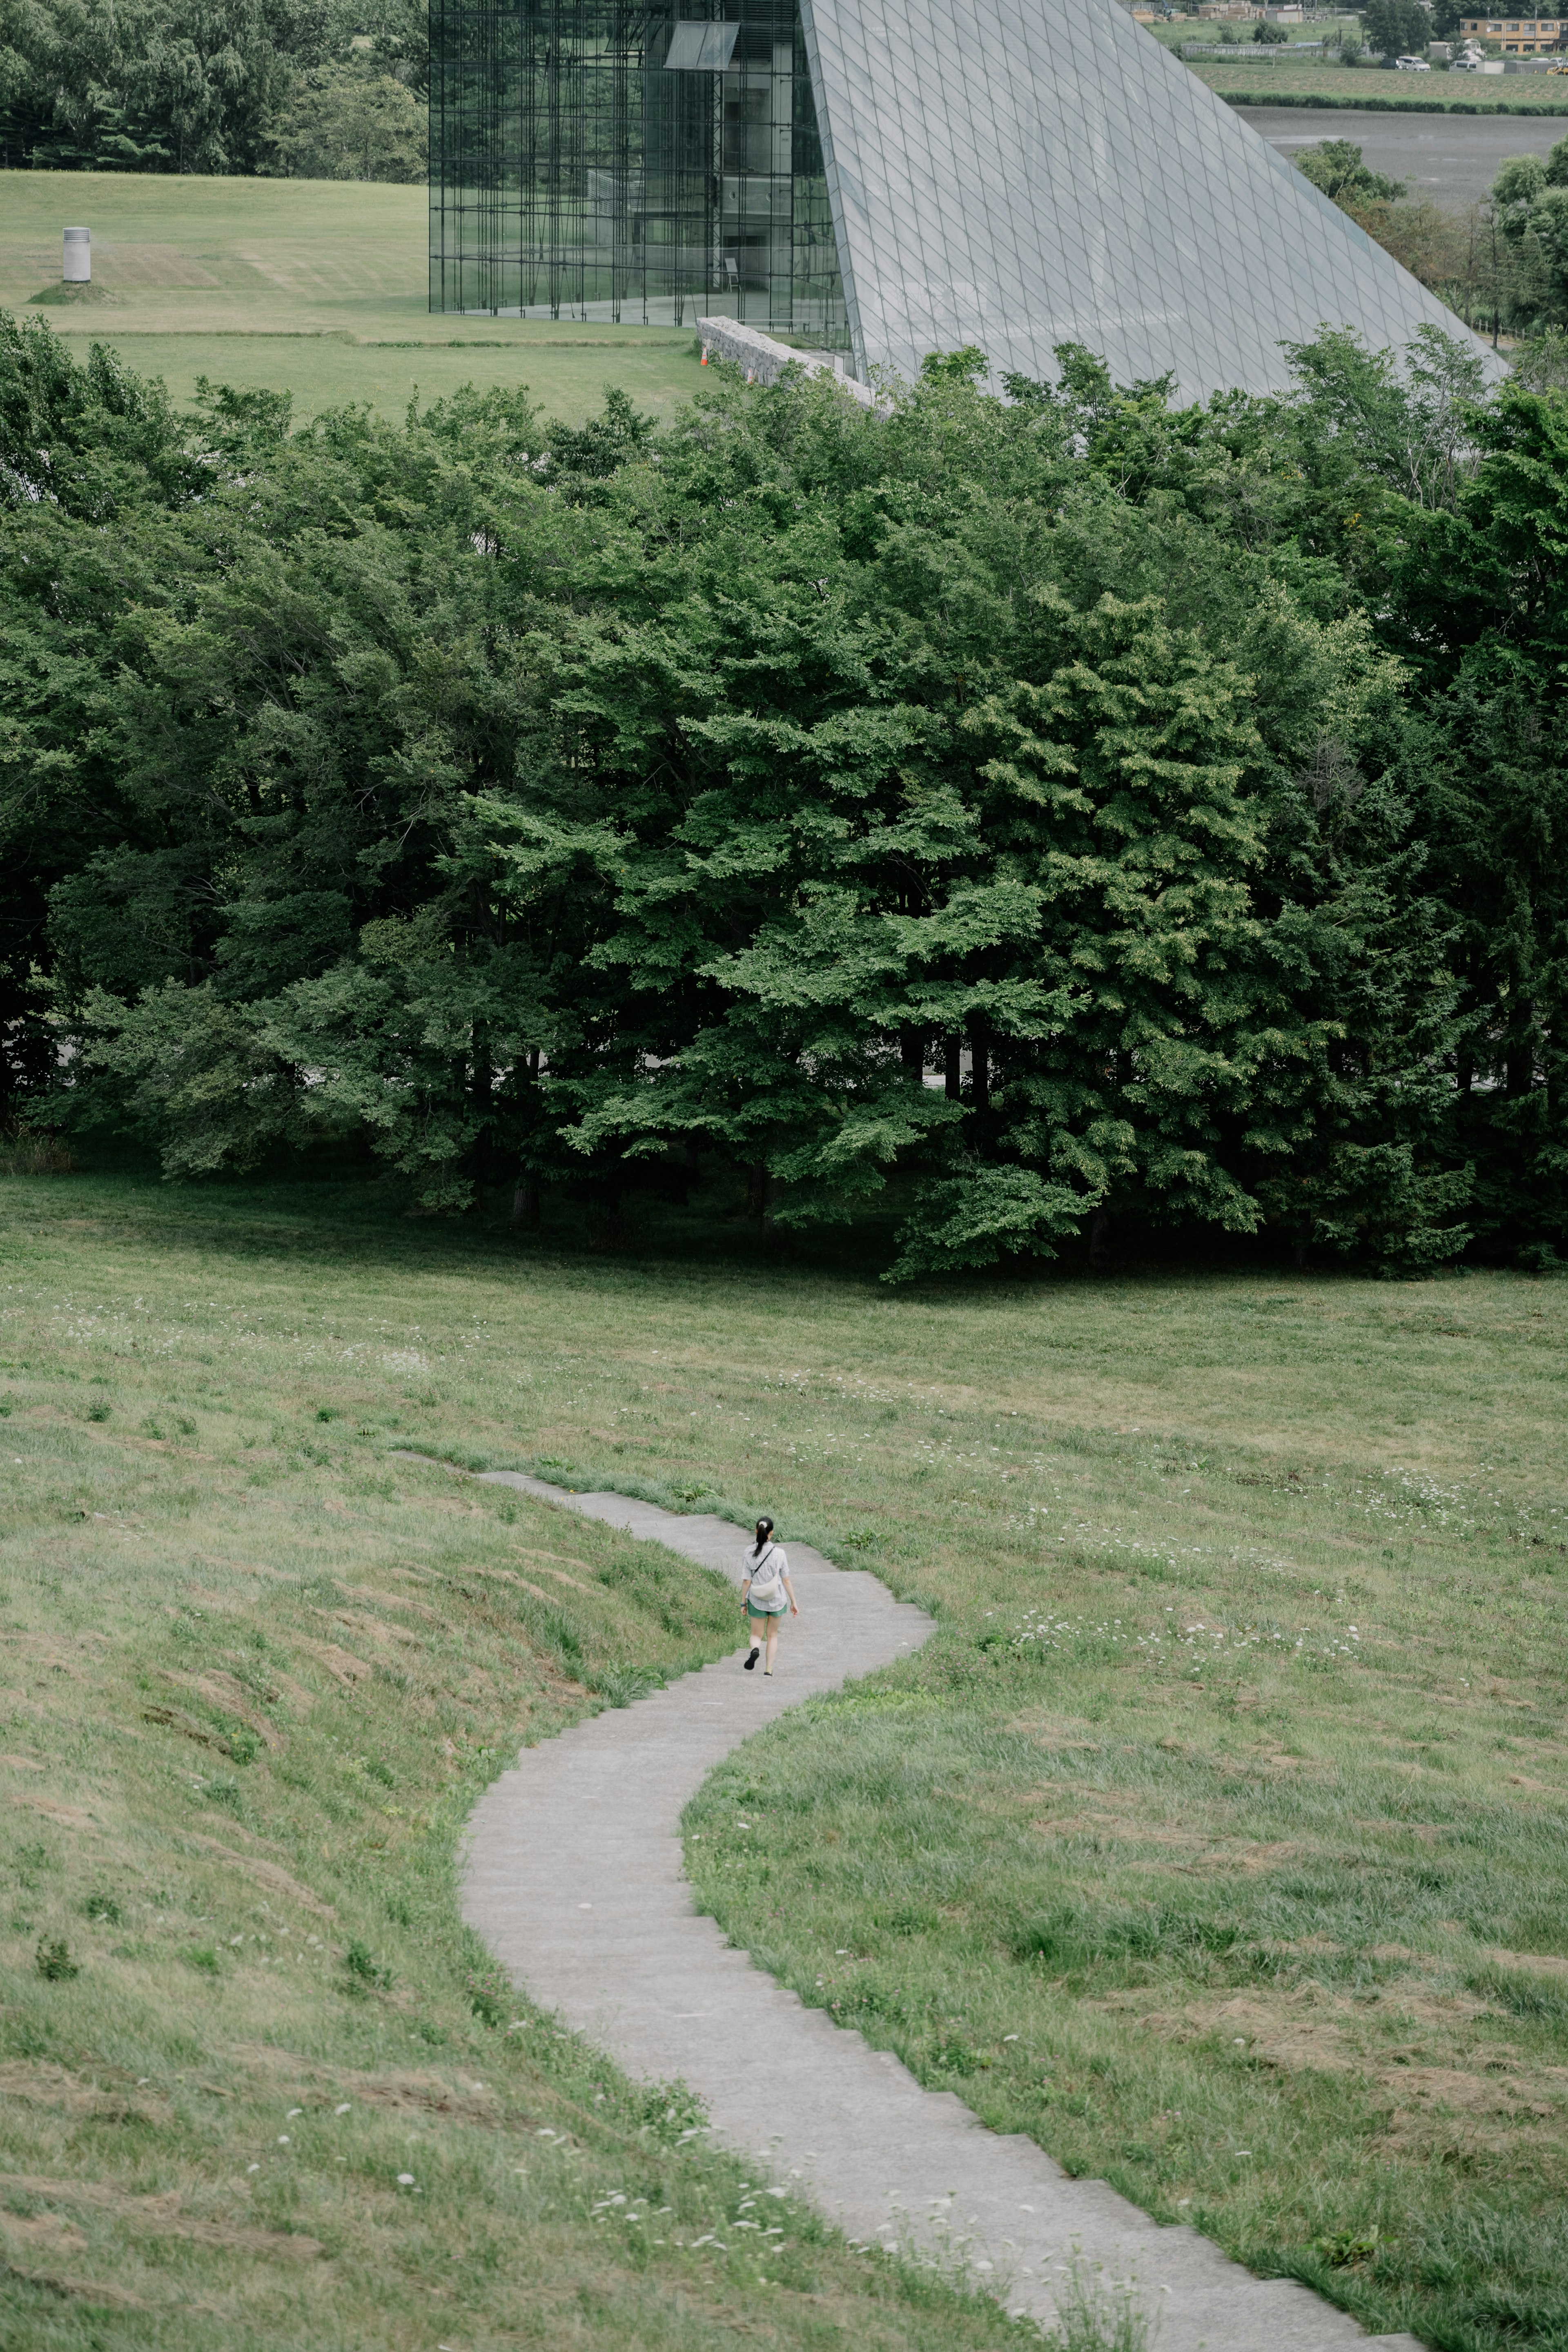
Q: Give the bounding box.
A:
[741,1516,797,1675]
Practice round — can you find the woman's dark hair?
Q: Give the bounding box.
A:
[752,1516,774,1556]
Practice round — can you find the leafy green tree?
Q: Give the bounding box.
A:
[0,0,332,172]
[1493,141,1568,325]
[1252,19,1289,42]
[267,51,423,179]
[1362,0,1432,55]
[1388,385,1568,1256]
[1293,139,1405,211]
[7,313,1563,1272]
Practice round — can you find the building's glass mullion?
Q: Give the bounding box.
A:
[431,0,849,350]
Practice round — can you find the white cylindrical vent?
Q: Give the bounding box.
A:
[62,227,90,283]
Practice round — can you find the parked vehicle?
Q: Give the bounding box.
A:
[1393,52,1432,67]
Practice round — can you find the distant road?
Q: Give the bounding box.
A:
[1236,103,1567,209]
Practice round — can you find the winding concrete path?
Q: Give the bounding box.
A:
[459,1472,1424,2352]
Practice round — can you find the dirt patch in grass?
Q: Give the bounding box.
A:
[0,2172,326,2256]
[181,1834,338,1917]
[236,2044,517,2121]
[1487,1945,1568,1978]
[1181,1838,1302,1874]
[290,1635,376,1686]
[0,2062,166,2120]
[1096,1989,1361,2074]
[0,2210,88,2251]
[5,1793,104,1832]
[1,2254,155,2310]
[155,1667,283,1746]
[1381,2062,1568,2111]
[1031,1810,1209,1848]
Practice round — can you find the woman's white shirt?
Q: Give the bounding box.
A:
[742,1544,789,1585]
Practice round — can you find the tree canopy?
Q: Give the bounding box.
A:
[2,313,1565,1275]
[0,0,424,174]
[1362,0,1433,56]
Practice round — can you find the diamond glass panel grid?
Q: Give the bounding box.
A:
[797,0,1496,394]
[429,0,847,341]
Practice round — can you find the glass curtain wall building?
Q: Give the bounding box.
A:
[429,0,847,345]
[430,0,1496,396]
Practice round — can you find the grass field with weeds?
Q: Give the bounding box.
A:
[1187,57,1568,112]
[2,1169,1566,2350]
[0,172,706,423]
[0,1173,1036,2351]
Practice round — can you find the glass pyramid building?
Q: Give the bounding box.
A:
[429,0,1488,397]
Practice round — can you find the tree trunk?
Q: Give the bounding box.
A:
[512,1178,541,1229]
[746,1161,769,1223]
[900,1026,924,1085]
[592,1177,626,1252]
[1087,1206,1110,1272]
[969,1018,990,1113]
[944,1035,962,1102]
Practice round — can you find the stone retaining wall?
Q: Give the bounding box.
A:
[695,316,878,407]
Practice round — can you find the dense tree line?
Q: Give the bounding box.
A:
[0,0,424,175]
[1,313,1564,1276]
[1290,132,1568,354]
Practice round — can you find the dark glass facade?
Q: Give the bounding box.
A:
[429,0,848,345]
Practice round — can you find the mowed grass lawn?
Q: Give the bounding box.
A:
[3,1171,1567,2349]
[0,172,705,424]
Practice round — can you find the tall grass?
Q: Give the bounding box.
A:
[0,1121,74,1176]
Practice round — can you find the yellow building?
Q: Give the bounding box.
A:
[1459,15,1564,47]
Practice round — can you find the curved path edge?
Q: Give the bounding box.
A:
[454,1468,1425,2352]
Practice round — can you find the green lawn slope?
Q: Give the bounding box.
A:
[0,1172,1031,2352]
[4,1170,1566,2350]
[0,173,705,423]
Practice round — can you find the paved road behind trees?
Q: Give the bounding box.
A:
[1237,103,1567,207]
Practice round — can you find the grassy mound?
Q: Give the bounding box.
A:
[4,1169,1566,2349]
[0,1174,1030,2351]
[25,282,120,307]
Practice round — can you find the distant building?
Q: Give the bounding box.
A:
[1458,14,1564,45]
[429,0,1500,396]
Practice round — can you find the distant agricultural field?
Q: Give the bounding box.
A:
[0,172,703,422]
[1188,56,1568,112]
